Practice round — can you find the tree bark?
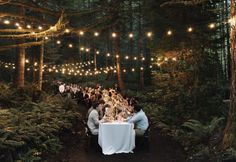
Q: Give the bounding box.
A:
[38,43,44,90]
[115,33,125,91]
[222,0,236,149]
[16,47,25,88]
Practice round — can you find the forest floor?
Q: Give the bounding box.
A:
[47,104,187,162]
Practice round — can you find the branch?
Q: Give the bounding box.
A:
[0,12,51,25]
[0,29,37,33]
[0,41,44,51]
[161,0,210,7]
[0,0,11,5]
[4,0,59,16]
[0,12,68,39]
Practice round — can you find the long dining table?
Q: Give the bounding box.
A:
[98,121,135,155]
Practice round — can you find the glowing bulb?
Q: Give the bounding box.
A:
[18,26,22,30]
[56,40,61,44]
[209,23,215,29]
[164,57,168,61]
[172,57,177,61]
[34,62,38,66]
[15,23,20,27]
[133,57,137,60]
[38,26,43,30]
[94,32,99,36]
[112,32,117,38]
[147,32,152,37]
[26,25,31,29]
[65,28,70,33]
[45,36,49,40]
[123,69,126,73]
[149,65,153,68]
[132,68,135,72]
[151,58,154,61]
[116,55,119,58]
[142,57,145,61]
[187,27,193,32]
[80,47,84,51]
[129,33,133,38]
[69,44,73,48]
[167,30,172,36]
[86,48,90,52]
[25,59,29,63]
[125,56,129,60]
[79,30,84,35]
[3,20,10,24]
[140,67,144,70]
[106,53,111,57]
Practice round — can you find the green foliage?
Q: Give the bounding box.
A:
[182,117,224,143]
[0,83,82,161]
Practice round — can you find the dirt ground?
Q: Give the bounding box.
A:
[47,104,186,162]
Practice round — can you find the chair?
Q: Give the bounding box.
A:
[135,126,150,152]
[84,121,98,152]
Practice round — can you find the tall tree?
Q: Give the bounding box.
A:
[222,0,236,149]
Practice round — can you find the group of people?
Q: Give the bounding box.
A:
[54,81,149,137]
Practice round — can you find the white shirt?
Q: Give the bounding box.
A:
[87,109,100,135]
[128,109,149,131]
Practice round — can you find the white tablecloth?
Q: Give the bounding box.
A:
[98,122,135,155]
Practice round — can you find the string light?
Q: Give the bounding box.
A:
[3,20,10,24]
[131,68,135,72]
[123,69,126,73]
[80,47,84,51]
[106,53,111,57]
[79,30,84,36]
[151,58,154,61]
[187,27,193,32]
[116,55,119,58]
[208,23,215,29]
[56,40,61,44]
[26,25,31,29]
[142,57,145,61]
[125,56,129,60]
[167,30,172,36]
[172,57,177,61]
[140,67,144,71]
[129,33,133,38]
[45,36,49,40]
[133,57,137,60]
[18,26,22,30]
[34,62,38,66]
[164,57,168,61]
[112,32,117,38]
[94,32,99,37]
[65,29,70,33]
[68,44,73,48]
[147,32,152,37]
[38,26,43,30]
[86,48,90,52]
[25,59,29,63]
[96,51,100,55]
[149,65,153,68]
[15,22,20,27]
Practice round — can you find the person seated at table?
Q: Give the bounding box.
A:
[87,102,100,135]
[127,104,149,137]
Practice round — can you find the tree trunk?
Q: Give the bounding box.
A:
[15,7,25,88]
[115,33,125,91]
[222,0,236,149]
[16,47,25,88]
[38,43,44,90]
